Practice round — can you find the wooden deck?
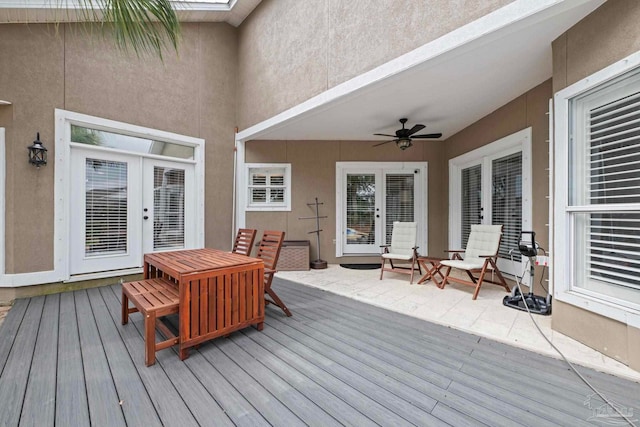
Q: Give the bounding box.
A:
[0,277,638,426]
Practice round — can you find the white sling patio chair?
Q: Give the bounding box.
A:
[379,221,421,283]
[439,224,511,299]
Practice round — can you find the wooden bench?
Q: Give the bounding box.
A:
[121,278,180,366]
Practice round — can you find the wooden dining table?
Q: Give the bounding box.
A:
[144,248,265,360]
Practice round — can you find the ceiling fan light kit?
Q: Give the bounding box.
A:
[396,138,412,150]
[372,118,442,150]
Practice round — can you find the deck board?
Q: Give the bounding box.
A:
[276,293,544,425]
[0,298,28,374]
[198,343,308,427]
[261,316,444,426]
[20,294,59,427]
[212,337,341,427]
[99,286,202,427]
[228,332,378,426]
[278,281,610,423]
[279,279,638,403]
[75,290,127,427]
[56,291,91,427]
[0,296,44,427]
[241,320,416,426]
[86,287,164,426]
[0,278,638,426]
[278,286,595,426]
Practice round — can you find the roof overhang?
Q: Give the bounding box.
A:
[237,0,605,143]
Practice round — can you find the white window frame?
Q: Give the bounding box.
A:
[55,109,205,283]
[335,161,428,257]
[245,163,291,211]
[449,128,533,280]
[554,50,640,325]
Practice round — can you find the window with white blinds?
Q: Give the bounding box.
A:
[85,158,128,256]
[492,152,522,261]
[153,167,185,250]
[569,68,640,305]
[461,165,482,248]
[385,174,414,245]
[246,164,291,210]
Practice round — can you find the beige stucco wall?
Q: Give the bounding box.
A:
[552,0,640,93]
[237,0,513,130]
[1,24,64,274]
[245,139,446,264]
[551,0,640,371]
[0,22,238,274]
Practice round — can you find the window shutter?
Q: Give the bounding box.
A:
[250,172,267,202]
[492,152,522,261]
[385,174,414,245]
[461,165,482,248]
[269,173,285,202]
[153,167,185,250]
[85,159,128,256]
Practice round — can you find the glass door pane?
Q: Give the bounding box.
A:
[344,173,378,253]
[152,166,185,250]
[461,164,482,248]
[385,173,415,245]
[85,158,129,256]
[492,152,523,263]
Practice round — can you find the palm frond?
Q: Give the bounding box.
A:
[72,0,181,59]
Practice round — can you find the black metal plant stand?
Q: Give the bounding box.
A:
[299,197,328,269]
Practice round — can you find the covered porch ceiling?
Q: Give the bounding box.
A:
[237,0,605,143]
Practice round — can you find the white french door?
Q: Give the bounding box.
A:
[70,148,195,275]
[336,162,427,256]
[449,129,532,279]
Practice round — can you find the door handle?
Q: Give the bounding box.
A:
[143,216,149,220]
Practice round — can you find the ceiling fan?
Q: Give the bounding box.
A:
[372,118,442,150]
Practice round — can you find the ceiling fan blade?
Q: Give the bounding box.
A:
[406,124,426,136]
[411,133,443,139]
[372,139,396,147]
[373,133,397,137]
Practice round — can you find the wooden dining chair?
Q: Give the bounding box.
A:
[256,230,292,317]
[232,228,257,256]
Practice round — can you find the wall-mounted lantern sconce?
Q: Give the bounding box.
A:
[28,132,47,167]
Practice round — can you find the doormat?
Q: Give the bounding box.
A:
[340,263,381,270]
